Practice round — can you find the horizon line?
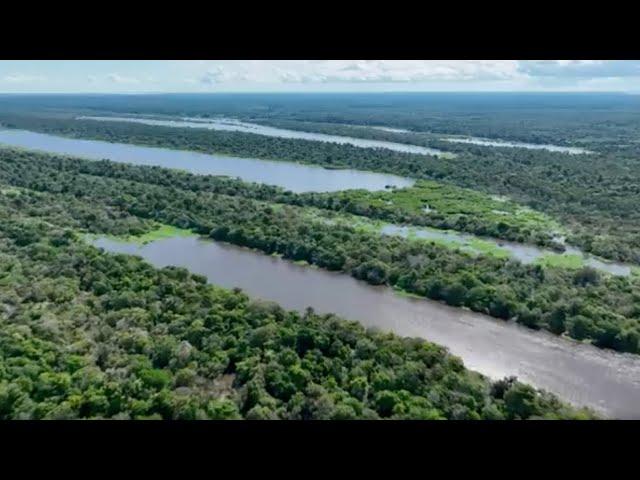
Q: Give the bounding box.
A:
[0,90,633,96]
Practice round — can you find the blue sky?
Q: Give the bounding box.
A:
[1,60,640,93]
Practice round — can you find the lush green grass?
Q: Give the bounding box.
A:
[534,253,585,270]
[467,238,511,258]
[323,180,565,246]
[86,223,196,245]
[355,180,560,228]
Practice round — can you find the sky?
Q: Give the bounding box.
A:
[1,60,640,94]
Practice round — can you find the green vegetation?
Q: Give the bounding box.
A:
[2,148,640,355]
[87,223,195,245]
[3,107,639,264]
[535,254,585,270]
[5,92,633,150]
[308,210,513,259]
[467,238,511,259]
[297,180,565,249]
[222,93,640,153]
[0,186,24,195]
[0,194,593,420]
[2,93,639,420]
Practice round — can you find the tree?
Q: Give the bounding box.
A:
[503,383,540,419]
[442,282,467,307]
[567,315,595,341]
[573,267,600,287]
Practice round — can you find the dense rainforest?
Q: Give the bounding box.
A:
[2,92,640,420]
[1,149,639,355]
[2,111,640,264]
[2,92,638,149]
[0,182,594,420]
[234,94,640,155]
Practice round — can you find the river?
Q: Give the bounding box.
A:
[79,114,594,155]
[442,136,592,154]
[5,126,628,275]
[77,115,447,157]
[91,235,640,419]
[0,129,414,193]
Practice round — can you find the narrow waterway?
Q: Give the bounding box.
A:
[379,224,633,276]
[442,136,592,154]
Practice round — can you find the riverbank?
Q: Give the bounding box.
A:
[89,233,640,418]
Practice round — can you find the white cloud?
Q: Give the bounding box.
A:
[199,65,252,85]
[518,60,640,78]
[3,73,46,83]
[199,66,225,85]
[107,73,141,84]
[187,60,526,86]
[4,60,640,94]
[318,60,523,83]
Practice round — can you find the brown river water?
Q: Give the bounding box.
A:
[92,235,640,419]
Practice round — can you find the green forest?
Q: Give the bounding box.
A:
[0,171,593,419]
[2,111,639,265]
[2,93,640,420]
[1,149,639,355]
